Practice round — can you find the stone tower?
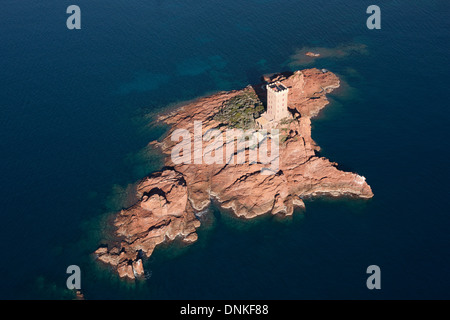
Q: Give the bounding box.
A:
[266,81,290,121]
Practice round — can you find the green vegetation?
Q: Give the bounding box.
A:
[214,90,265,129]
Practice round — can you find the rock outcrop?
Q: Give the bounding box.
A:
[305,51,320,57]
[94,69,373,279]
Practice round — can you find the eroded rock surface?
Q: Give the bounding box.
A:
[95,69,373,279]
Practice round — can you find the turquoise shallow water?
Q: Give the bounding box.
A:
[0,0,449,299]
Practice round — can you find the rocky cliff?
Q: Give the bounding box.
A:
[94,69,373,279]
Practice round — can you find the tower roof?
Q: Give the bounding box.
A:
[267,82,288,93]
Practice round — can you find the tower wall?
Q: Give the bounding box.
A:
[266,82,290,121]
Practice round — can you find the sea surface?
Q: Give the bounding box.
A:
[0,0,449,299]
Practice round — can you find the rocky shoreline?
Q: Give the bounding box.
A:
[94,68,373,279]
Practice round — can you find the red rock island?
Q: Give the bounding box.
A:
[94,69,373,279]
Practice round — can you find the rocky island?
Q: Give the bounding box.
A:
[94,68,373,279]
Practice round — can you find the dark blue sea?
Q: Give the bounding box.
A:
[1,0,449,299]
